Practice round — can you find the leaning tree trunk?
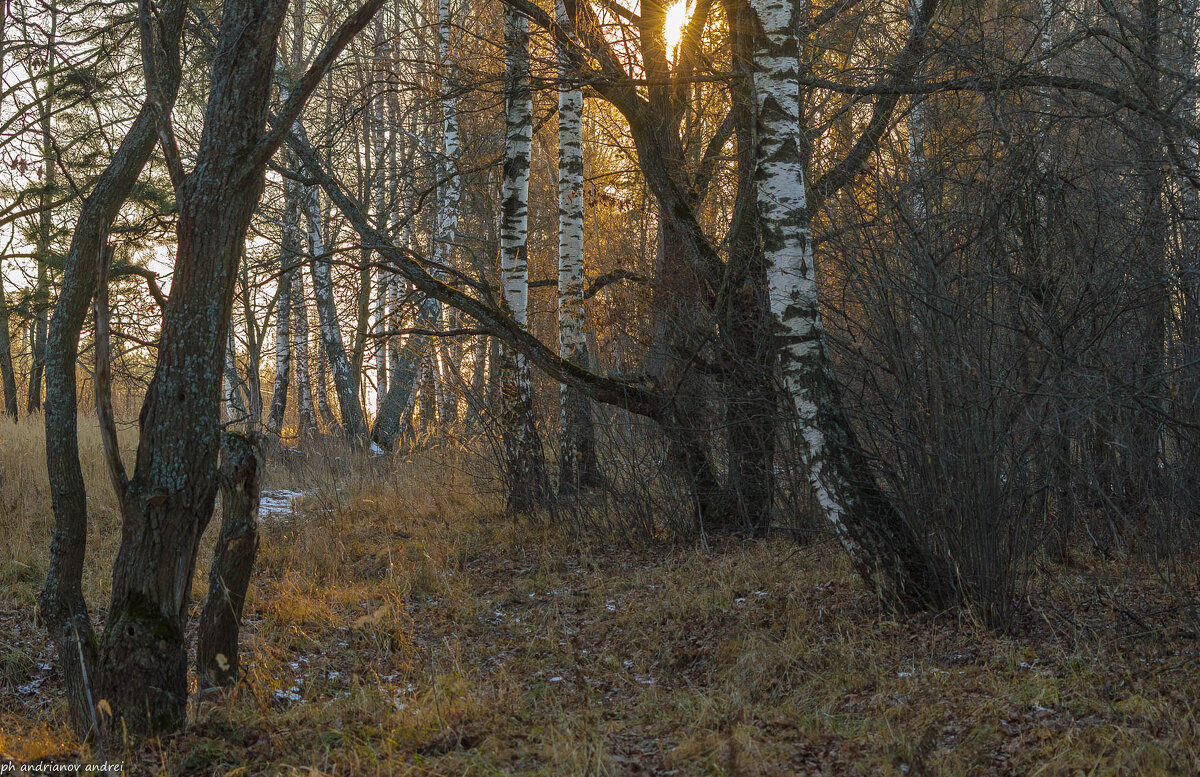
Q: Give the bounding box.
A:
[749,0,950,610]
[302,180,368,442]
[554,0,601,496]
[499,5,551,512]
[197,432,261,688]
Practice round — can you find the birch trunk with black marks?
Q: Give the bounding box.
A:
[303,180,368,442]
[266,201,296,436]
[292,266,319,436]
[499,6,551,512]
[555,0,601,495]
[197,432,260,688]
[749,0,950,609]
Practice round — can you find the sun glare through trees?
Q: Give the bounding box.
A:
[1,0,1198,771]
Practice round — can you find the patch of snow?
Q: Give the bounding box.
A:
[273,686,303,703]
[259,489,305,521]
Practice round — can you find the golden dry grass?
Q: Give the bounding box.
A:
[1,415,1199,775]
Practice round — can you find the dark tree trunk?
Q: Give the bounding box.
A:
[197,432,261,688]
[40,0,187,736]
[95,0,290,734]
[720,0,776,535]
[0,272,19,419]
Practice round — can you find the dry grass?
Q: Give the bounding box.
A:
[2,415,1199,775]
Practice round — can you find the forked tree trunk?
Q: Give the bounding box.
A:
[749,0,950,609]
[41,0,187,735]
[95,0,291,735]
[499,6,551,512]
[197,432,261,688]
[554,0,601,495]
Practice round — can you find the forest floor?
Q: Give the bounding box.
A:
[2,421,1199,775]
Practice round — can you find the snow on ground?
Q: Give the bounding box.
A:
[258,489,304,522]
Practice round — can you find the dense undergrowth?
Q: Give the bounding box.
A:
[1,416,1198,775]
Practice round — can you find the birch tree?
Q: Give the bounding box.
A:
[303,171,369,441]
[554,0,601,495]
[749,0,950,609]
[499,4,551,511]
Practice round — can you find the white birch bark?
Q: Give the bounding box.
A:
[751,0,942,606]
[267,142,304,436]
[371,9,454,448]
[555,0,600,493]
[291,265,318,436]
[302,180,368,441]
[224,332,247,423]
[499,5,550,511]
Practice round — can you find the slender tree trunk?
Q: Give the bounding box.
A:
[749,0,950,609]
[314,339,338,428]
[499,6,551,512]
[555,0,601,495]
[303,180,368,441]
[0,270,18,420]
[28,5,57,414]
[266,228,295,436]
[224,332,248,423]
[292,267,318,437]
